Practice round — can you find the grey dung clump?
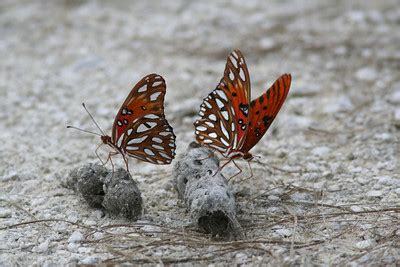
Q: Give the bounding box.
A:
[174,142,241,238]
[67,163,109,208]
[102,168,143,220]
[66,163,142,220]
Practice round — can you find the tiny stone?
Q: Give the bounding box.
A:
[68,231,84,243]
[67,242,79,253]
[355,67,378,82]
[275,228,292,237]
[323,95,353,113]
[350,166,363,173]
[388,88,400,104]
[354,239,375,250]
[268,195,280,201]
[350,206,363,212]
[394,109,400,124]
[35,240,49,253]
[77,247,91,254]
[93,232,104,240]
[356,177,369,185]
[311,146,331,157]
[366,190,383,198]
[374,133,392,141]
[394,188,400,195]
[259,37,276,50]
[328,183,341,191]
[0,208,12,218]
[377,176,397,186]
[80,256,99,265]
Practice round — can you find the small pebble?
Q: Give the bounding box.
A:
[394,109,400,124]
[259,37,276,50]
[35,240,49,253]
[377,176,397,186]
[350,206,363,212]
[388,88,400,104]
[356,177,369,185]
[274,228,292,237]
[311,146,331,157]
[67,242,79,253]
[350,166,363,173]
[68,231,84,243]
[268,195,280,201]
[366,190,383,198]
[93,232,104,240]
[355,67,378,82]
[324,95,353,113]
[354,239,375,250]
[0,208,12,218]
[80,256,99,265]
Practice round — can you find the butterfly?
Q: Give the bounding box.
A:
[194,49,291,177]
[68,73,176,172]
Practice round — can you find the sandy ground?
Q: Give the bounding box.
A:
[1,0,399,265]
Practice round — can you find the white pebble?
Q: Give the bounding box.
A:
[68,231,84,243]
[354,239,375,250]
[311,146,331,157]
[350,166,363,173]
[366,190,383,198]
[80,256,98,265]
[388,88,400,104]
[324,95,353,113]
[67,242,79,252]
[259,37,276,50]
[0,208,11,218]
[394,109,400,123]
[93,232,104,240]
[356,177,369,185]
[355,67,378,82]
[374,133,392,141]
[275,228,292,237]
[268,195,280,201]
[350,206,363,212]
[35,240,49,253]
[377,176,397,186]
[394,188,400,195]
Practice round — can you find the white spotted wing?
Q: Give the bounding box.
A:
[111,74,176,164]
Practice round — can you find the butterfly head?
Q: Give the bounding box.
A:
[243,152,253,161]
[101,135,112,145]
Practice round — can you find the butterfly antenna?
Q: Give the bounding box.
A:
[82,103,106,136]
[66,125,102,136]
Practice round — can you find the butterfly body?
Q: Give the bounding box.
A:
[194,49,291,171]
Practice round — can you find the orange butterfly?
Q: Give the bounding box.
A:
[194,49,291,178]
[69,74,176,172]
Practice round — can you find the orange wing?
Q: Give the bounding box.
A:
[240,73,291,153]
[194,49,251,153]
[111,74,176,164]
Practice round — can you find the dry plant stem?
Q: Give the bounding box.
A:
[173,142,242,238]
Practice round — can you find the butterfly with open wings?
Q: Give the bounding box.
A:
[194,49,291,178]
[68,74,176,172]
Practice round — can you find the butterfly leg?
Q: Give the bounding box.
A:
[95,143,106,165]
[213,157,233,177]
[240,160,254,182]
[108,152,115,179]
[122,155,130,173]
[228,159,243,181]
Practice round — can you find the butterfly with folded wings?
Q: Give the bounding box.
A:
[194,49,291,178]
[68,74,176,172]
